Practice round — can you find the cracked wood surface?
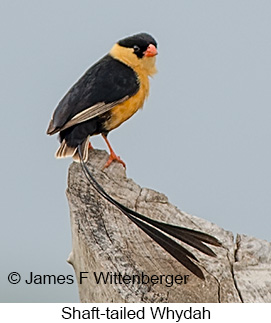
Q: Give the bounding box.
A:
[66,149,271,302]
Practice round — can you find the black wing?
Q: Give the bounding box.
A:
[47,54,139,134]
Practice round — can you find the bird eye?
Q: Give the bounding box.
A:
[133,45,140,52]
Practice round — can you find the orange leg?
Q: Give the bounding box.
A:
[88,142,94,150]
[102,134,126,168]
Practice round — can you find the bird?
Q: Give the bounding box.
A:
[47,33,221,279]
[47,32,158,168]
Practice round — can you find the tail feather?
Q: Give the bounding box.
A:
[77,146,221,280]
[72,136,90,162]
[55,139,76,159]
[55,136,90,163]
[129,215,205,280]
[106,198,221,257]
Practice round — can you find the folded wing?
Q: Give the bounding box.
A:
[47,55,139,135]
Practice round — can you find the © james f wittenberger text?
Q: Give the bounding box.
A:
[8,271,190,288]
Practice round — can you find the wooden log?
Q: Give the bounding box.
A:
[66,149,271,302]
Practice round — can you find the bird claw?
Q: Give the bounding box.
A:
[104,152,126,169]
[88,142,94,150]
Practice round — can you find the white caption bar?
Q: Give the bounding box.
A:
[0,303,269,322]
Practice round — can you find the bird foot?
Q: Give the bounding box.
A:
[104,152,126,169]
[88,142,94,150]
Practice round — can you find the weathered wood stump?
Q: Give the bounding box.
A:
[66,149,271,302]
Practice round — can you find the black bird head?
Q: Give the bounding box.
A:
[118,32,158,59]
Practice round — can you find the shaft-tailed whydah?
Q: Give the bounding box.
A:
[47,32,158,168]
[47,33,221,279]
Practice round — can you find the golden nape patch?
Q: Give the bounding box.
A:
[109,43,157,77]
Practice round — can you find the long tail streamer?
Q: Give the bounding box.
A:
[77,146,221,280]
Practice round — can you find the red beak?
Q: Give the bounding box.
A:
[144,44,158,57]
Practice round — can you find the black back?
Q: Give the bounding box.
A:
[51,54,139,130]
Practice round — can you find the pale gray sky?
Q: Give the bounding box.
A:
[1,0,271,302]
